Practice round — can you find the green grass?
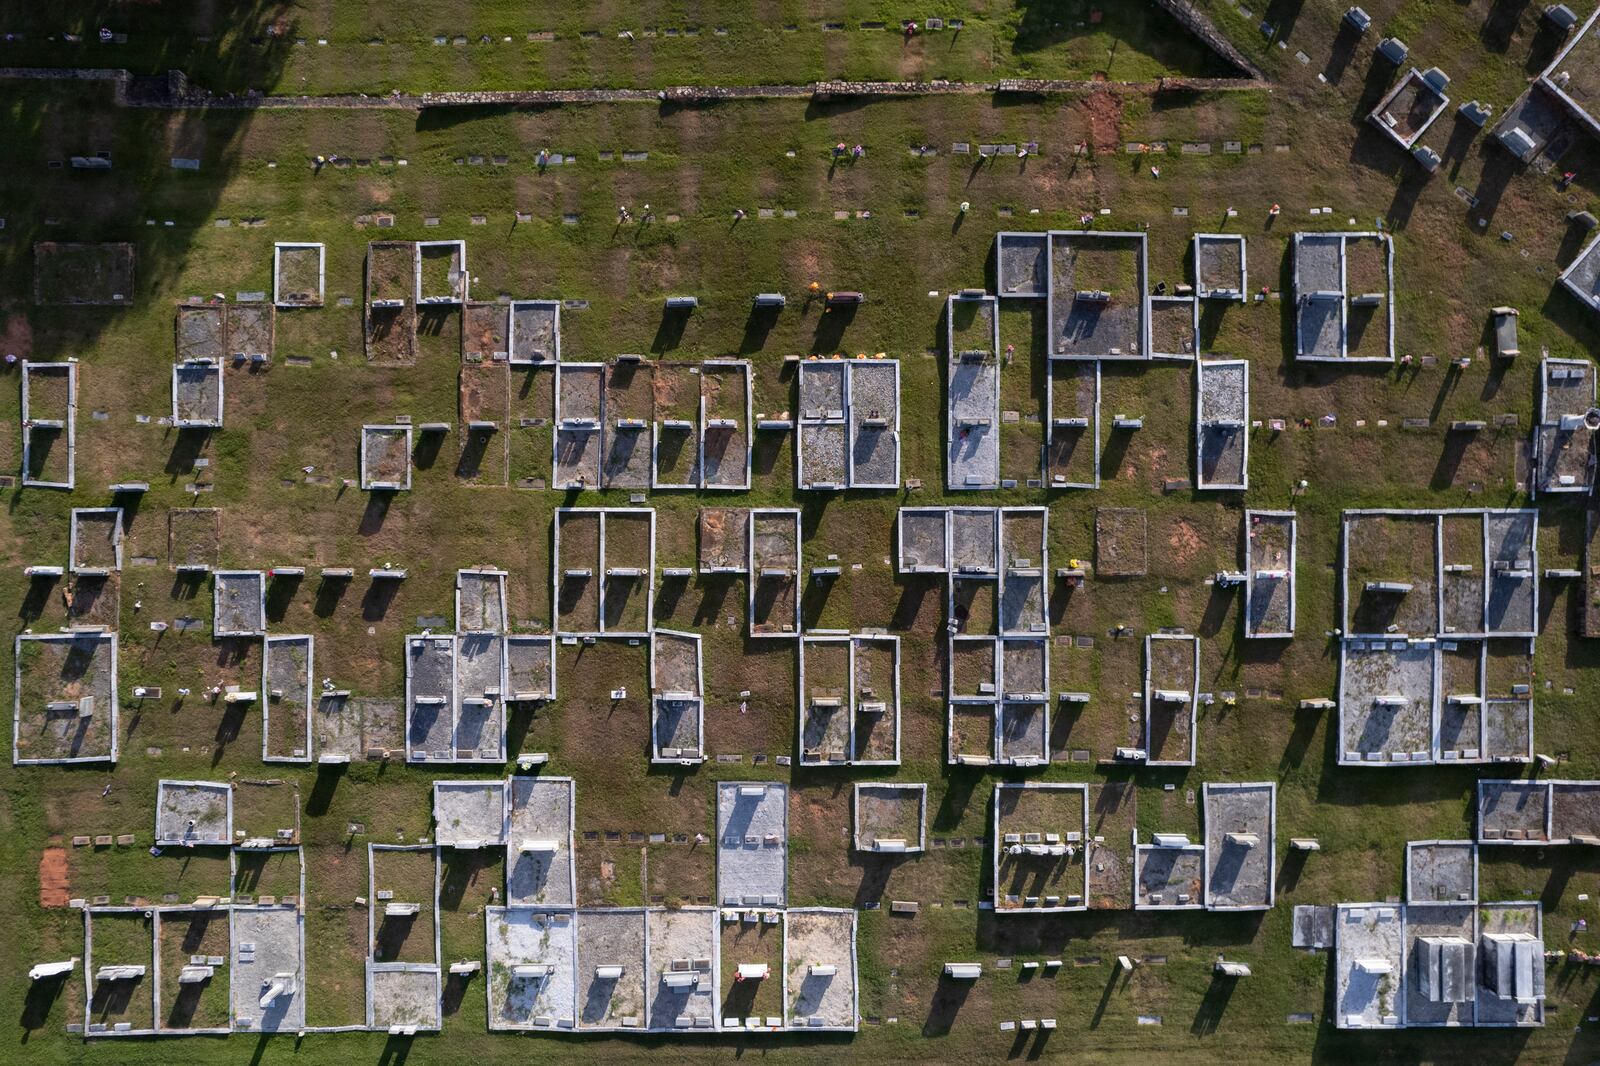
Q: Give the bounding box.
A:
[3,4,1600,1062]
[1,1,1237,95]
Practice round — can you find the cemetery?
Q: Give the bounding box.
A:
[991,782,1089,913]
[748,508,801,638]
[230,903,306,1032]
[1532,357,1598,494]
[261,633,313,762]
[1046,359,1100,487]
[796,357,900,489]
[1292,231,1395,362]
[1367,67,1452,154]
[717,782,788,908]
[171,357,224,428]
[272,242,325,308]
[1194,357,1249,489]
[11,3,1600,1063]
[945,291,1001,490]
[359,424,413,491]
[431,780,508,849]
[1047,232,1151,360]
[1243,509,1296,638]
[20,359,77,489]
[13,631,118,764]
[1331,826,1547,1030]
[506,775,576,908]
[212,569,266,637]
[852,782,927,853]
[650,628,704,763]
[154,779,233,846]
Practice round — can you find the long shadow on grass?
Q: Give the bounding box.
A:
[5,5,296,362]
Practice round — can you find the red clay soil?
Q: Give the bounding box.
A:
[39,847,68,907]
[1085,89,1123,154]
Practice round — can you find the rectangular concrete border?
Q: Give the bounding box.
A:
[1539,4,1600,137]
[998,505,1050,636]
[508,299,560,364]
[1404,839,1479,903]
[991,781,1090,914]
[1293,231,1395,363]
[1244,509,1297,638]
[553,361,606,489]
[1367,69,1450,151]
[1143,632,1199,766]
[454,568,508,634]
[700,358,753,491]
[404,632,458,764]
[779,906,859,1032]
[81,905,158,1038]
[155,778,235,846]
[414,239,467,305]
[1202,780,1277,911]
[852,782,928,853]
[365,842,442,1032]
[69,506,124,574]
[151,904,233,1035]
[1131,834,1207,911]
[1195,357,1250,491]
[748,508,801,639]
[21,359,77,489]
[1045,230,1152,362]
[1339,508,1539,639]
[1045,358,1100,488]
[945,292,1001,491]
[552,507,656,638]
[359,424,414,491]
[272,242,326,308]
[651,628,705,765]
[212,570,267,638]
[14,631,119,765]
[171,358,225,429]
[506,634,556,702]
[1193,233,1249,301]
[262,634,314,764]
[994,231,1048,299]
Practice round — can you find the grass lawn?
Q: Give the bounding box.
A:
[3,0,1600,1063]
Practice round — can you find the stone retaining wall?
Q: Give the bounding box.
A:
[0,66,1266,111]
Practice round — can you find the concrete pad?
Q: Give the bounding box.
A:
[717,782,787,906]
[231,906,305,1032]
[507,776,575,907]
[156,780,232,846]
[486,907,576,1030]
[784,909,857,1030]
[1204,782,1276,910]
[433,780,508,847]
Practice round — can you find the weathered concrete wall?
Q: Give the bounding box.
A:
[0,66,1266,112]
[1150,0,1267,81]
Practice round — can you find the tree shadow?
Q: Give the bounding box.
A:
[14,8,297,364]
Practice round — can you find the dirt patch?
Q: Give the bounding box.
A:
[39,846,68,907]
[1085,90,1123,153]
[1096,507,1149,577]
[1167,517,1201,567]
[1,313,33,357]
